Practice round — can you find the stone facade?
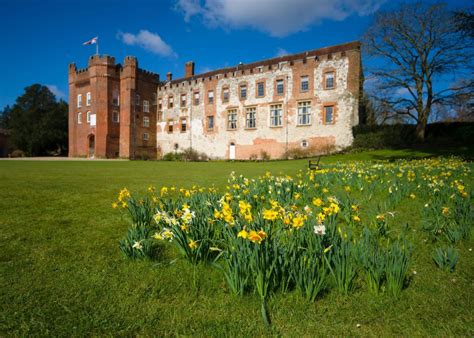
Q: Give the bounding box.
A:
[68,41,362,160]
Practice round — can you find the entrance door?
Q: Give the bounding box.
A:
[229,143,235,160]
[88,135,95,159]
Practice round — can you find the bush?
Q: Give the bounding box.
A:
[182,148,209,162]
[163,152,184,161]
[162,149,208,162]
[10,149,26,158]
[352,122,474,149]
[260,150,271,161]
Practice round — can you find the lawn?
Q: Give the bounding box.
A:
[0,149,473,336]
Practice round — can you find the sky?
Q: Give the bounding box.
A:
[0,0,469,110]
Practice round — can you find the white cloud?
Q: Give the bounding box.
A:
[117,30,176,57]
[176,0,385,37]
[46,85,65,100]
[275,47,289,57]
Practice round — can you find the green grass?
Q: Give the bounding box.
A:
[1,149,473,336]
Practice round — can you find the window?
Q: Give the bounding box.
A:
[194,92,200,105]
[77,112,82,124]
[143,100,149,113]
[297,101,311,125]
[301,139,308,148]
[227,109,237,130]
[208,90,214,104]
[158,98,162,110]
[157,111,163,122]
[181,94,187,107]
[143,116,150,128]
[113,93,120,106]
[113,111,120,123]
[207,116,214,131]
[90,113,96,126]
[300,76,309,92]
[77,94,82,108]
[222,88,229,103]
[240,84,247,99]
[143,133,149,140]
[168,96,174,108]
[325,72,335,89]
[86,92,91,106]
[86,111,91,123]
[276,79,284,95]
[136,94,140,106]
[180,118,187,132]
[270,104,282,127]
[152,93,157,105]
[257,82,265,97]
[168,120,174,133]
[324,105,334,124]
[246,107,256,129]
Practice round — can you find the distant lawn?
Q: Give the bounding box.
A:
[0,149,473,336]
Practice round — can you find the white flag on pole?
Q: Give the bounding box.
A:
[83,36,98,45]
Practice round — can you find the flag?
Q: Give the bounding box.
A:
[83,37,98,45]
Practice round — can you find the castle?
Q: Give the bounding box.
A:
[68,41,362,160]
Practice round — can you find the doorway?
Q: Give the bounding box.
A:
[88,134,95,159]
[229,142,235,160]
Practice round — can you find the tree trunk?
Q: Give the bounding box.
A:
[415,118,427,143]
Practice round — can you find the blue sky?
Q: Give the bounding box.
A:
[0,0,469,110]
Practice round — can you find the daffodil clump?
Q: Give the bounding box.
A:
[115,157,472,326]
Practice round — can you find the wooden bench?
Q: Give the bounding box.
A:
[308,156,322,170]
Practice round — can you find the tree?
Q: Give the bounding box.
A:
[363,2,473,142]
[8,84,68,156]
[0,105,12,129]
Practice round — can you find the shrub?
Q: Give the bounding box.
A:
[10,149,26,158]
[260,150,271,161]
[182,148,209,161]
[162,152,184,161]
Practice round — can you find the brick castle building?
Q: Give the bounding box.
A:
[68,41,362,159]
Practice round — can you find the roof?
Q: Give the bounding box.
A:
[166,41,360,86]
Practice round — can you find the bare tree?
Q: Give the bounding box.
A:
[363,2,473,141]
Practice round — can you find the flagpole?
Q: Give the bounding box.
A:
[96,38,99,55]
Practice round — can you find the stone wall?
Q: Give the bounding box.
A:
[156,42,361,160]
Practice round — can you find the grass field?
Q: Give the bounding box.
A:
[1,149,473,336]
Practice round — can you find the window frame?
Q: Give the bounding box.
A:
[270,104,283,127]
[143,132,149,141]
[323,104,336,125]
[227,109,238,130]
[323,70,336,90]
[86,92,91,106]
[168,96,174,109]
[222,87,229,103]
[245,107,257,129]
[77,94,82,108]
[276,79,284,96]
[136,94,140,106]
[143,100,150,113]
[167,119,174,133]
[143,116,150,128]
[239,84,247,100]
[297,101,312,126]
[180,117,187,132]
[77,112,82,124]
[193,91,200,105]
[207,115,214,131]
[256,81,265,98]
[112,111,120,123]
[300,76,309,92]
[208,90,214,104]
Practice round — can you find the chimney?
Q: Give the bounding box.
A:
[167,72,172,81]
[185,61,195,78]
